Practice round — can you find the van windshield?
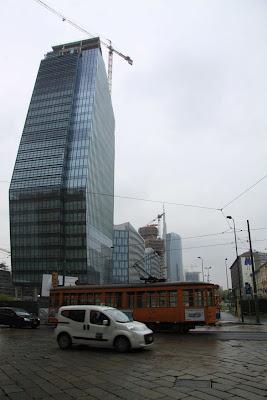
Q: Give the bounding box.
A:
[104,309,132,323]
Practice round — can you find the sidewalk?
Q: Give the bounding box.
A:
[218,311,267,325]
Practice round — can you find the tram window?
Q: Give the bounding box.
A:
[195,289,204,306]
[136,292,145,308]
[95,293,102,305]
[207,289,214,306]
[105,293,113,306]
[79,293,87,304]
[88,293,94,304]
[70,294,77,305]
[63,294,70,305]
[127,292,135,308]
[159,291,169,307]
[170,291,177,307]
[145,292,154,308]
[183,289,194,307]
[114,292,122,307]
[151,292,159,308]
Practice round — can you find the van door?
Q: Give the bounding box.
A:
[86,310,113,346]
[60,309,87,343]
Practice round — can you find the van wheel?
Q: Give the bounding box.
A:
[114,336,131,353]
[57,333,72,350]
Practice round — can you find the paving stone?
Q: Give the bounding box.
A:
[8,392,33,400]
[190,391,226,400]
[197,388,234,399]
[129,385,166,399]
[2,385,24,395]
[64,388,86,398]
[229,388,266,400]
[154,386,189,399]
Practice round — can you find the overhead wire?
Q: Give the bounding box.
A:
[221,172,267,210]
[32,0,98,41]
[1,177,221,211]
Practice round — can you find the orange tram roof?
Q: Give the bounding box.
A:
[50,281,218,292]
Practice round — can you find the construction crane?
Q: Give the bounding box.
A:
[33,0,133,93]
[147,212,165,238]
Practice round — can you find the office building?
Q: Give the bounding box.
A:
[185,271,200,282]
[112,223,145,283]
[166,232,183,282]
[144,248,161,279]
[9,38,115,299]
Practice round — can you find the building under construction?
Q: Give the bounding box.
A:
[138,213,166,277]
[138,225,165,256]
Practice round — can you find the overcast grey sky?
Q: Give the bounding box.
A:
[1,0,267,287]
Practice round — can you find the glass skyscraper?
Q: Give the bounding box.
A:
[9,38,115,298]
[166,232,184,282]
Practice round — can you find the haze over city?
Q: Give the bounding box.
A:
[1,0,267,288]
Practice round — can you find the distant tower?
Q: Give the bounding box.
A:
[166,233,184,281]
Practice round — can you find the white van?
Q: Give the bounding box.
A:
[55,305,154,352]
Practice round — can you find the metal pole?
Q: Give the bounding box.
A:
[234,220,244,322]
[228,217,244,322]
[197,257,204,282]
[225,258,229,292]
[205,267,211,283]
[225,258,231,309]
[247,220,260,324]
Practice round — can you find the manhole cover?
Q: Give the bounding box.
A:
[175,379,212,389]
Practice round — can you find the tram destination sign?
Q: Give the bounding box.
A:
[185,308,205,321]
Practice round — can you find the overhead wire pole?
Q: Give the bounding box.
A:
[247,220,260,324]
[32,0,133,93]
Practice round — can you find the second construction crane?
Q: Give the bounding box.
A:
[33,0,133,93]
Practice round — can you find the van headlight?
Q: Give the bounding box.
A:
[127,324,135,330]
[127,325,144,332]
[24,318,30,322]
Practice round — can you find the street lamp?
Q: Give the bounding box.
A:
[197,256,205,282]
[227,215,244,322]
[205,267,212,283]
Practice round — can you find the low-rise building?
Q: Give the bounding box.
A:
[230,251,267,298]
[255,262,267,297]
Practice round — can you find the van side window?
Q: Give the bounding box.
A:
[90,311,109,325]
[61,310,85,322]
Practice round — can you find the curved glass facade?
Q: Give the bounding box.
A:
[166,232,184,282]
[9,38,115,291]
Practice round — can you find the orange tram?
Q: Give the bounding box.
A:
[49,282,220,332]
